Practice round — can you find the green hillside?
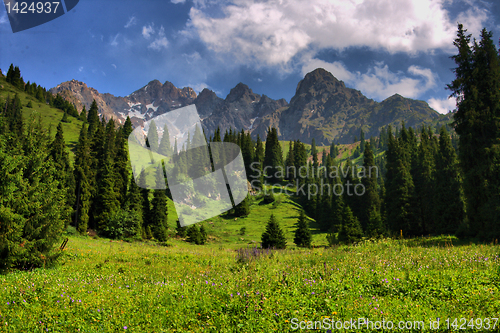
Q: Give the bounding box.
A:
[0,75,84,160]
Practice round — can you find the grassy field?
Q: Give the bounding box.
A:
[0,232,499,332]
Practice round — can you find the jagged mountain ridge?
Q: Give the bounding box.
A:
[50,68,451,144]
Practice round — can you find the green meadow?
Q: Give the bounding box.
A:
[1,227,499,332]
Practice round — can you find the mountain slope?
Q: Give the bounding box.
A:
[252,68,451,144]
[50,68,452,144]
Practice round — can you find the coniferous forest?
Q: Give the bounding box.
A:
[1,23,500,332]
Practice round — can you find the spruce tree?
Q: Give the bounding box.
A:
[127,172,142,213]
[330,140,338,158]
[234,194,251,217]
[5,64,14,84]
[294,210,312,248]
[360,129,366,153]
[87,100,100,137]
[138,169,151,235]
[158,124,172,157]
[293,140,307,185]
[94,144,120,233]
[384,126,415,236]
[434,126,466,235]
[2,117,68,269]
[147,120,159,153]
[50,123,75,227]
[447,25,500,239]
[252,134,265,189]
[263,127,283,183]
[338,205,363,244]
[79,105,87,123]
[199,224,208,244]
[261,214,286,249]
[73,124,92,234]
[311,138,318,169]
[122,116,133,138]
[284,141,295,181]
[176,220,187,238]
[114,128,130,208]
[411,127,436,234]
[186,224,201,244]
[150,167,168,242]
[360,143,383,237]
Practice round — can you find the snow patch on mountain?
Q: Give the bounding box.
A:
[146,103,158,112]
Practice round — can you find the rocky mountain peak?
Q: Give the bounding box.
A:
[226,82,259,103]
[295,68,345,97]
[50,67,447,145]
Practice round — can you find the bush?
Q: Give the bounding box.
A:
[176,220,187,238]
[186,225,199,244]
[101,209,142,240]
[186,224,207,245]
[263,190,275,204]
[234,195,251,217]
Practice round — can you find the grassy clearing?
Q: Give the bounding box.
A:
[0,234,499,332]
[164,185,325,247]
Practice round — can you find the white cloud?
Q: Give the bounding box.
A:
[171,0,186,3]
[78,67,84,72]
[125,16,137,28]
[356,63,437,99]
[184,0,489,67]
[428,96,457,114]
[302,59,437,100]
[111,33,120,46]
[187,2,311,66]
[189,82,210,93]
[148,26,169,50]
[112,64,117,69]
[142,24,155,39]
[182,52,202,64]
[0,12,8,25]
[301,58,355,83]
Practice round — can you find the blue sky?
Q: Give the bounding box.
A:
[1,0,499,114]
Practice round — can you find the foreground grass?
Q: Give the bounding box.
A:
[1,236,499,332]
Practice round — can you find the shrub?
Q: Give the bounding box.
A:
[263,190,275,204]
[102,209,142,240]
[176,220,187,238]
[186,225,202,244]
